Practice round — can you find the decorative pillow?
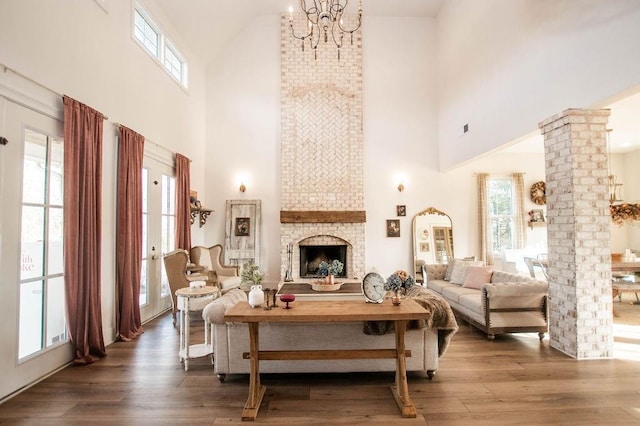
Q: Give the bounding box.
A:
[444,259,457,281]
[462,266,494,289]
[449,260,483,285]
[444,257,477,281]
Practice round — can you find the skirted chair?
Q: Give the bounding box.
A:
[190,245,241,294]
[163,249,210,325]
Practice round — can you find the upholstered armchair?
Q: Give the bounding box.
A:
[163,249,210,325]
[190,245,241,294]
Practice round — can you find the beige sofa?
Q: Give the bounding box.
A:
[202,289,440,382]
[425,264,548,340]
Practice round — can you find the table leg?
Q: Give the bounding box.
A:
[184,301,190,372]
[242,322,266,421]
[179,306,185,362]
[390,319,417,418]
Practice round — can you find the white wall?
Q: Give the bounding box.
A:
[437,0,640,170]
[363,16,438,275]
[204,15,282,283]
[0,0,206,400]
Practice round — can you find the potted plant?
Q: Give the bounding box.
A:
[241,261,264,285]
[317,259,344,284]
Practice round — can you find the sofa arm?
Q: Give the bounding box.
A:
[483,281,548,298]
[202,289,247,324]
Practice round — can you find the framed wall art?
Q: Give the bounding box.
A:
[529,209,545,222]
[397,205,406,217]
[386,219,400,237]
[235,217,250,236]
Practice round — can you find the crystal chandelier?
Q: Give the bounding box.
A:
[288,0,363,60]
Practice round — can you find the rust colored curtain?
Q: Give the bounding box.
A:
[63,95,106,364]
[115,126,145,341]
[175,153,191,251]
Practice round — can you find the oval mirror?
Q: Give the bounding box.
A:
[412,207,454,283]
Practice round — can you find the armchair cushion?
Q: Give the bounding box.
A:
[190,245,240,292]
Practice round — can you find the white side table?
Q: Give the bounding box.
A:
[176,285,220,371]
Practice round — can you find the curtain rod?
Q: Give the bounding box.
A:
[1,63,109,120]
[113,122,187,160]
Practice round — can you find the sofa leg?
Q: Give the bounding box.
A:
[217,374,226,383]
[487,334,495,341]
[427,370,435,380]
[538,332,545,341]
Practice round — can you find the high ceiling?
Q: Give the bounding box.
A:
[151,0,445,64]
[151,0,640,155]
[502,92,640,154]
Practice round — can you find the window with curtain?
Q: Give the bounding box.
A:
[488,178,516,253]
[19,128,67,359]
[478,173,526,264]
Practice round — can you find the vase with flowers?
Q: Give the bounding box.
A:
[385,270,415,306]
[317,259,344,285]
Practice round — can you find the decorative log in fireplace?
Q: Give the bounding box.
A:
[299,245,347,278]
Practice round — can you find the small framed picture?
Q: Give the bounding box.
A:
[396,205,406,217]
[235,217,250,236]
[420,242,430,252]
[529,209,545,222]
[386,219,400,238]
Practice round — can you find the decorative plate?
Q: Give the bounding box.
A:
[419,228,430,240]
[311,281,343,291]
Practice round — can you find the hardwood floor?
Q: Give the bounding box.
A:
[1,306,640,425]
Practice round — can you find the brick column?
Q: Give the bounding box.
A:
[539,109,613,359]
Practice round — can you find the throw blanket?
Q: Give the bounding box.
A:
[363,287,458,357]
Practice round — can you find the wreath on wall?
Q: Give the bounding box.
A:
[530,181,546,205]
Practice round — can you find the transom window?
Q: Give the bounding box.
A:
[133,4,188,89]
[134,9,159,57]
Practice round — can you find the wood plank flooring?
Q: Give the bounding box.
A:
[1,299,639,425]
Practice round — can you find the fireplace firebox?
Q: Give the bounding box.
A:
[299,245,347,278]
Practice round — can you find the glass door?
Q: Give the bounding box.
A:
[0,98,72,399]
[140,156,175,322]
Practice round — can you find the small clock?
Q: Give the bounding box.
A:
[362,271,386,303]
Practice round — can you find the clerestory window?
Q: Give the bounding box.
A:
[133,4,189,89]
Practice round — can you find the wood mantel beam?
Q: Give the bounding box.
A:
[280,210,366,223]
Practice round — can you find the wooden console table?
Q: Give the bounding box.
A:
[224,299,430,421]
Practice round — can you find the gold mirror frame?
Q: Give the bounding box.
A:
[412,207,454,283]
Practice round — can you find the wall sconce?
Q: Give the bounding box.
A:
[239,182,246,193]
[397,182,405,192]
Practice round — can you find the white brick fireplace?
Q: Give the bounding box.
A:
[279,14,365,280]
